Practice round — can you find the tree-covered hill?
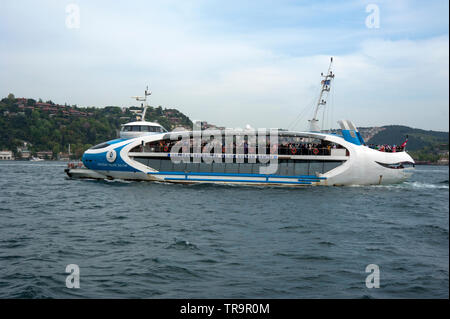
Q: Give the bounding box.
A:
[366,125,448,151]
[0,94,192,158]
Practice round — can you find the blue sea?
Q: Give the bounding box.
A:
[0,161,448,298]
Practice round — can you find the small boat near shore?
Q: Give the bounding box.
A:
[65,59,415,186]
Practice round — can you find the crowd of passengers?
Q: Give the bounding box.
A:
[368,144,404,153]
[132,138,344,156]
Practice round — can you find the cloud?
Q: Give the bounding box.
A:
[0,0,448,131]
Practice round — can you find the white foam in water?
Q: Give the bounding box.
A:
[404,181,449,189]
[414,169,449,173]
[359,181,449,190]
[103,178,133,184]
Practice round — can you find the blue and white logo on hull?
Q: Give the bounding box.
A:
[106,149,117,163]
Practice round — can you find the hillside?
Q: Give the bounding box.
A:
[0,94,447,163]
[365,125,448,150]
[0,94,192,159]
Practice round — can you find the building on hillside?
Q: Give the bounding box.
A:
[437,157,449,165]
[172,126,191,132]
[17,149,31,159]
[58,152,70,161]
[0,151,14,160]
[36,151,53,160]
[17,142,32,159]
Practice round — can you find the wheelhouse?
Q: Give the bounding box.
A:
[119,121,168,139]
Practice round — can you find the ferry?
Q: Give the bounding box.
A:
[65,60,415,186]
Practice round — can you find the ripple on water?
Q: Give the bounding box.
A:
[0,162,447,298]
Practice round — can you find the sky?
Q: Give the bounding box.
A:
[0,0,448,131]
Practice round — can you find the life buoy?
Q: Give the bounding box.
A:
[313,148,319,155]
[163,145,169,152]
[106,149,117,163]
[290,147,297,155]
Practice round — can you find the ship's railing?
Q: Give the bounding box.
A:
[368,145,405,153]
[278,146,331,156]
[131,143,347,157]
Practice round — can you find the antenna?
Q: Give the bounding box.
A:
[308,57,335,132]
[131,86,151,121]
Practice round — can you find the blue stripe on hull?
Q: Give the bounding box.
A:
[147,171,326,180]
[164,177,313,185]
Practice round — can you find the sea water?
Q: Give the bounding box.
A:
[0,161,448,298]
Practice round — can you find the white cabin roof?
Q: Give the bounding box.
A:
[122,121,163,127]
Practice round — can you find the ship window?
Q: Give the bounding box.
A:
[277,160,295,176]
[185,162,200,173]
[212,163,226,173]
[277,160,290,176]
[225,163,239,174]
[238,163,253,174]
[121,126,132,132]
[160,159,173,171]
[199,163,212,173]
[324,161,343,173]
[253,164,264,175]
[309,161,324,175]
[90,142,110,150]
[134,158,149,166]
[147,159,161,171]
[172,162,186,172]
[294,162,309,175]
[131,125,141,132]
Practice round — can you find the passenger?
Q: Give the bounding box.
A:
[271,143,277,154]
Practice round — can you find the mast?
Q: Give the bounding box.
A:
[131,86,152,121]
[308,57,335,132]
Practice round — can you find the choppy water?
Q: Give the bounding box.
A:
[0,161,448,298]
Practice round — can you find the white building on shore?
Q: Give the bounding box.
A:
[0,150,14,160]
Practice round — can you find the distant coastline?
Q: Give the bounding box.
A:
[1,94,448,164]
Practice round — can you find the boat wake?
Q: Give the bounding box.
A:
[370,181,449,189]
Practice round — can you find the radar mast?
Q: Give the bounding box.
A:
[308,57,335,132]
[131,86,152,121]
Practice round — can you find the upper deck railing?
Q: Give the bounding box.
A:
[130,142,349,157]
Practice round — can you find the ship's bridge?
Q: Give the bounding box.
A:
[120,121,168,139]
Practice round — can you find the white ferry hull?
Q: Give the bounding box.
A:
[72,130,415,186]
